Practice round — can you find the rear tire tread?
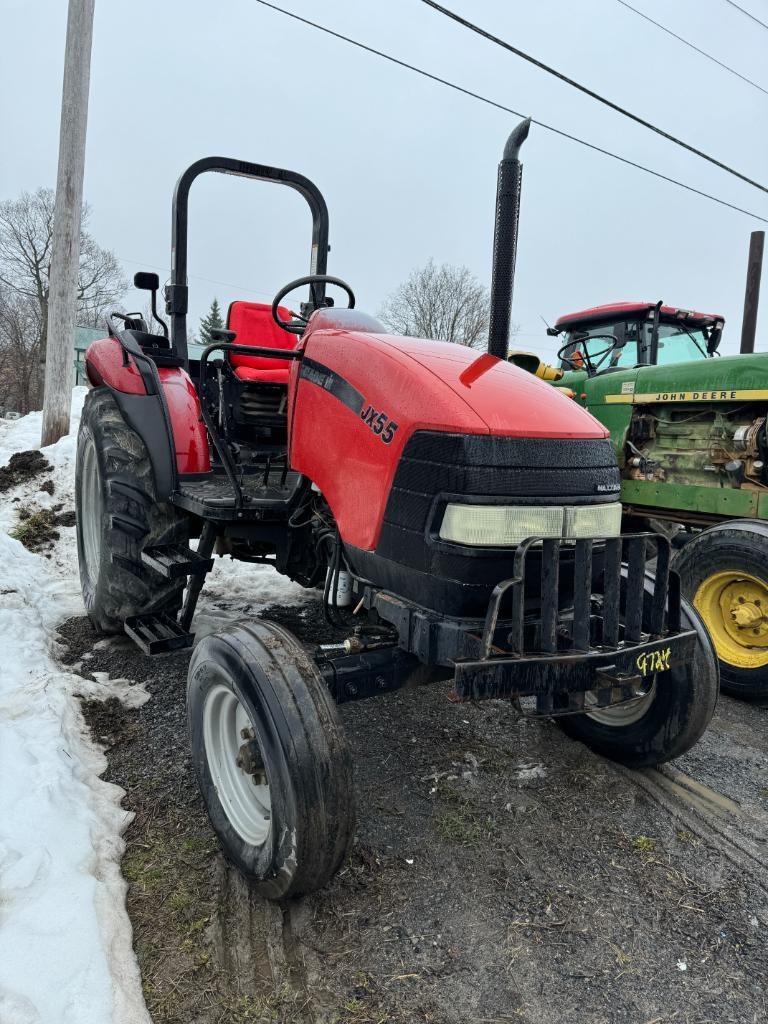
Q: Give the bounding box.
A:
[76,387,189,633]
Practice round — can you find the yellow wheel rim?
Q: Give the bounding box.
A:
[694,570,768,670]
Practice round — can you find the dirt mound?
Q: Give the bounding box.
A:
[0,450,52,492]
[11,504,77,552]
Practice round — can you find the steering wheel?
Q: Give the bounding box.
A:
[271,274,355,335]
[557,334,618,375]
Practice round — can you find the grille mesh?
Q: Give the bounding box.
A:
[378,431,619,567]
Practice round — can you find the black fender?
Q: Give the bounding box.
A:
[109,387,177,501]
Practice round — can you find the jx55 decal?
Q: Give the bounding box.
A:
[360,404,398,444]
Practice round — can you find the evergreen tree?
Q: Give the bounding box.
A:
[199,298,223,345]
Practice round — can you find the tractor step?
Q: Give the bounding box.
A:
[125,613,195,656]
[141,544,214,579]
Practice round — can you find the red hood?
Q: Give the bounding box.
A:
[365,333,608,439]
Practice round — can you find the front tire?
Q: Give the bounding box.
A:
[75,387,189,633]
[558,592,718,768]
[674,521,768,699]
[187,620,355,899]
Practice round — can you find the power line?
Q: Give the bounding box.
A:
[421,0,768,196]
[723,0,768,31]
[119,255,277,301]
[614,0,768,96]
[250,0,767,224]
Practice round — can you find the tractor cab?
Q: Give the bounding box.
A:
[550,302,724,377]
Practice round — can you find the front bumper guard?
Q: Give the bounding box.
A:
[369,533,693,713]
[452,533,691,709]
[453,629,697,711]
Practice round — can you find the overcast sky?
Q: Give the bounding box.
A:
[2,0,767,359]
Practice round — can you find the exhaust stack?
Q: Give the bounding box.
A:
[488,118,530,359]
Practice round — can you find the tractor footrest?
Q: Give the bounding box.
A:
[141,544,214,579]
[125,613,194,655]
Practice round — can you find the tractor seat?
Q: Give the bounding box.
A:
[226,301,298,383]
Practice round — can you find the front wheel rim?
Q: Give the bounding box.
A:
[202,684,272,847]
[585,680,656,726]
[694,570,768,670]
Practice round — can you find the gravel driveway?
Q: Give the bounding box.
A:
[59,602,768,1024]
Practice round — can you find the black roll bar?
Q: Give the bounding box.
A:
[166,156,330,366]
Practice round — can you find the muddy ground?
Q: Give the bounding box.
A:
[58,604,768,1024]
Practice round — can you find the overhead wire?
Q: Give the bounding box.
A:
[723,0,768,31]
[613,0,768,96]
[250,0,767,224]
[118,255,279,302]
[420,0,768,196]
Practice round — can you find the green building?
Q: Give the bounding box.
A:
[73,326,105,385]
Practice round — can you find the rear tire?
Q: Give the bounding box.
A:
[187,620,355,899]
[557,590,718,767]
[75,387,189,633]
[674,521,768,699]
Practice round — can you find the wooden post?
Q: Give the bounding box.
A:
[740,230,764,355]
[41,0,95,447]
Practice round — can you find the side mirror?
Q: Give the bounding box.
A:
[133,271,169,339]
[134,271,160,291]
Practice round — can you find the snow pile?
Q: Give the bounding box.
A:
[0,391,149,1024]
[0,388,310,1024]
[0,392,84,579]
[194,548,310,637]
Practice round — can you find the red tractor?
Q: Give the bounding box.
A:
[75,122,717,898]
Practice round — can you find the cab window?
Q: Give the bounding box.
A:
[560,320,639,371]
[647,323,709,365]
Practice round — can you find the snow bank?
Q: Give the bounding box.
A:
[0,388,310,1024]
[0,391,149,1024]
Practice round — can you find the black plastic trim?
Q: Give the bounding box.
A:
[109,389,176,500]
[299,356,365,416]
[377,431,620,580]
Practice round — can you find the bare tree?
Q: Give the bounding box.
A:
[0,284,44,414]
[0,187,126,408]
[379,259,509,350]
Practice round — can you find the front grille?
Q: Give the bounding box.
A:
[377,431,620,567]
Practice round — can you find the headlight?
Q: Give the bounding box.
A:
[562,503,622,539]
[438,501,621,547]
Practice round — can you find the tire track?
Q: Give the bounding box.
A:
[614,761,768,889]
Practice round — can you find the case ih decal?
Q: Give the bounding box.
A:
[300,356,365,414]
[300,357,398,443]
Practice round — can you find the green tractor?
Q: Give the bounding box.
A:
[512,300,768,698]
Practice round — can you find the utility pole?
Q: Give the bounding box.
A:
[740,230,764,355]
[41,0,95,447]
